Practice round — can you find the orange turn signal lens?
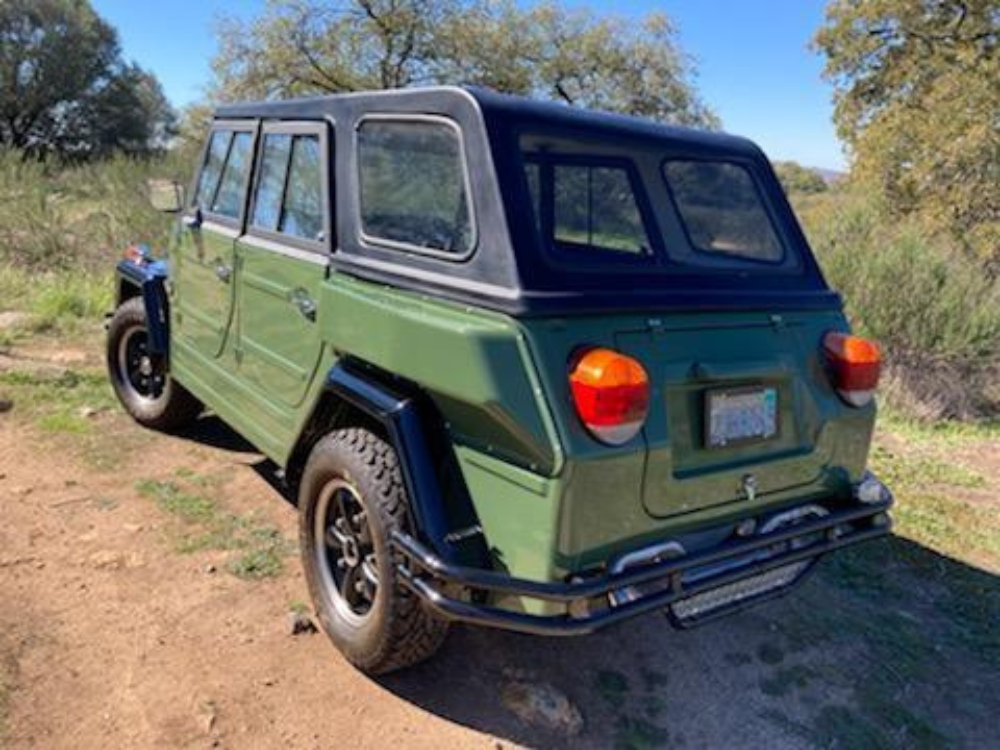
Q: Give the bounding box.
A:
[569,347,650,444]
[822,332,881,406]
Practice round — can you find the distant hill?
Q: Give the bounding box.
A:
[812,167,846,185]
[773,161,844,194]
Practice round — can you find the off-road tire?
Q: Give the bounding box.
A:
[299,428,449,674]
[106,297,202,431]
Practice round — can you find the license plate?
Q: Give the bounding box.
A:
[706,387,778,448]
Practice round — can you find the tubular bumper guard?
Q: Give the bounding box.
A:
[393,499,892,636]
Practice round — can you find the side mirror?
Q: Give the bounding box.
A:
[148,179,185,213]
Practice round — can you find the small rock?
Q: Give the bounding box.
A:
[89,550,123,569]
[198,708,217,734]
[204,564,217,574]
[123,523,143,534]
[0,398,13,414]
[288,611,318,636]
[501,681,583,735]
[78,406,100,418]
[12,486,32,497]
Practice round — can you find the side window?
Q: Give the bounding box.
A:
[210,131,253,219]
[250,132,324,243]
[357,119,473,255]
[195,131,232,208]
[662,161,783,262]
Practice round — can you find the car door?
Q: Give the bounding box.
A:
[173,121,256,360]
[235,121,330,409]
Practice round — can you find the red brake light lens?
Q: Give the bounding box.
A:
[123,244,148,264]
[569,348,650,444]
[822,332,881,407]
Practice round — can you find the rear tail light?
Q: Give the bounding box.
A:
[569,347,650,445]
[822,332,881,407]
[123,244,150,264]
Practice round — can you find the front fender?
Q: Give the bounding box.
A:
[115,256,170,354]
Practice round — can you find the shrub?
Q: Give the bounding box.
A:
[797,193,1000,419]
[0,150,186,273]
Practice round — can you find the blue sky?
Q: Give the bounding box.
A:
[91,0,846,169]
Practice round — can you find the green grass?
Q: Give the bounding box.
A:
[870,429,998,568]
[869,443,985,492]
[0,367,126,467]
[135,479,219,523]
[134,472,294,580]
[0,265,112,337]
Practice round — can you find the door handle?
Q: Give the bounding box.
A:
[214,263,232,283]
[290,290,316,321]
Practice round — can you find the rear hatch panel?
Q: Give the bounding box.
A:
[616,310,850,517]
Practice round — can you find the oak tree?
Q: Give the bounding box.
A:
[211,0,718,128]
[0,0,174,159]
[815,0,999,261]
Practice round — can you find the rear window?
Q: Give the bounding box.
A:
[525,159,652,256]
[358,119,473,256]
[662,160,783,262]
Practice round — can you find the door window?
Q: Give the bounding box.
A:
[195,131,232,208]
[210,132,254,219]
[251,134,292,230]
[250,132,324,243]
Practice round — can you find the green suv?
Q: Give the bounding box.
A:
[106,86,892,674]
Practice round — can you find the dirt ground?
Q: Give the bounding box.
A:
[1,342,998,749]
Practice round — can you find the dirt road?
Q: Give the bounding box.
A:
[1,342,998,749]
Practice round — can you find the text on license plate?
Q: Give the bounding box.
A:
[706,387,778,448]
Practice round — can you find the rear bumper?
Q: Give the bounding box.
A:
[393,496,892,636]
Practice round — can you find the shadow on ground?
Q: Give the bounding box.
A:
[174,414,259,454]
[183,418,1000,748]
[378,538,999,749]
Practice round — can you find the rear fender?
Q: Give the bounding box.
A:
[318,359,492,570]
[115,257,170,355]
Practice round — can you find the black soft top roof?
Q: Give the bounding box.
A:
[216,85,759,155]
[211,86,839,316]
